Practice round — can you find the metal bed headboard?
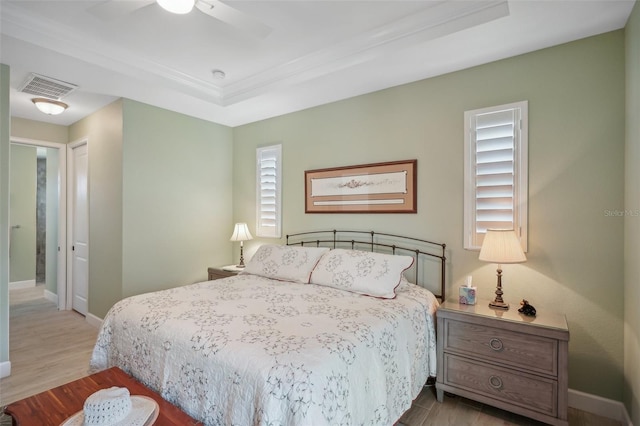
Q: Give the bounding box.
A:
[286,229,447,301]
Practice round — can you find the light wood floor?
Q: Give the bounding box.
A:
[0,285,98,406]
[0,285,624,426]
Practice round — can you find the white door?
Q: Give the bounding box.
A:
[71,143,89,315]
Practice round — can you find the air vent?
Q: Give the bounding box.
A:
[19,73,77,100]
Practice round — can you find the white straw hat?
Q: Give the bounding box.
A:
[61,386,158,426]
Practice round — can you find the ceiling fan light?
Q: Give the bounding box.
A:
[157,0,195,14]
[31,98,68,115]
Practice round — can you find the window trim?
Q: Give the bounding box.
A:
[463,101,528,251]
[255,144,282,239]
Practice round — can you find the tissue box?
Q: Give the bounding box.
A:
[459,286,477,305]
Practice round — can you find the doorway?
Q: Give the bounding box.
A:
[9,138,67,309]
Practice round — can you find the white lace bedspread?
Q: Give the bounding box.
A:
[90,274,438,425]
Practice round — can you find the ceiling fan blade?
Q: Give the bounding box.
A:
[195,0,272,39]
[88,0,155,21]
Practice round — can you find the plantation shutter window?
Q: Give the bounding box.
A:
[256,144,282,238]
[464,101,528,251]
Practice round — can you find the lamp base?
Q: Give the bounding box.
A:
[489,266,509,310]
[489,300,509,310]
[236,244,246,268]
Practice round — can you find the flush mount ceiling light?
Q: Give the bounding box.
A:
[31,98,68,115]
[156,0,195,14]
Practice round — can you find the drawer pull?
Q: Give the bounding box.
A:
[488,375,503,389]
[489,338,504,351]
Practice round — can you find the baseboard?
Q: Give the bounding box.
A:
[85,312,103,329]
[0,360,11,379]
[9,279,36,290]
[44,289,58,305]
[569,388,632,425]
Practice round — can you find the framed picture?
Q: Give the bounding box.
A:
[305,159,417,213]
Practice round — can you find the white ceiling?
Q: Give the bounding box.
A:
[0,0,635,128]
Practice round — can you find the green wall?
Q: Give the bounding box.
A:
[624,2,640,423]
[120,100,234,299]
[0,64,11,375]
[233,31,626,400]
[9,144,36,283]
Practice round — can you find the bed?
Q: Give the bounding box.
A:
[90,230,446,425]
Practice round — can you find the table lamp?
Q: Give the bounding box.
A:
[479,229,526,310]
[230,223,253,268]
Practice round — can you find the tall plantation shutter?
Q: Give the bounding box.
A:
[464,101,528,250]
[476,109,516,232]
[256,144,282,238]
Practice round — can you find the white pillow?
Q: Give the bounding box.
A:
[242,244,330,283]
[310,249,414,298]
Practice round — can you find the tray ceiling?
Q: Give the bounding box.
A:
[0,0,635,127]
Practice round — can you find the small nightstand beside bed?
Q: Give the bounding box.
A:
[436,299,570,426]
[207,266,241,281]
[89,230,446,426]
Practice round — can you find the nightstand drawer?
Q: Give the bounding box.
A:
[444,354,558,416]
[443,319,558,376]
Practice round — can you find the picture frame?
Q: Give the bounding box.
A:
[305,159,417,213]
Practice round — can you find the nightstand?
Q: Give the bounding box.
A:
[207,265,242,281]
[436,299,570,426]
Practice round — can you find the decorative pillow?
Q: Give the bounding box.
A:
[242,244,330,283]
[310,249,414,298]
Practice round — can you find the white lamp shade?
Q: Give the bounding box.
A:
[156,0,195,14]
[32,98,68,115]
[230,223,253,242]
[479,229,526,264]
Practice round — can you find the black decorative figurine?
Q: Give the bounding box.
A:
[518,299,536,317]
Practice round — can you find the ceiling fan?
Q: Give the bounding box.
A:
[89,0,272,39]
